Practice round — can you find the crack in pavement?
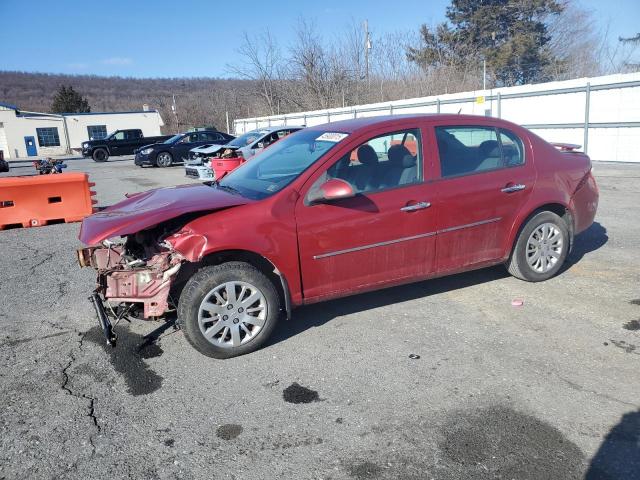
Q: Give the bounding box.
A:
[28,254,54,275]
[60,330,101,455]
[557,375,639,408]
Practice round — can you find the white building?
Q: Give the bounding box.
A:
[0,103,165,159]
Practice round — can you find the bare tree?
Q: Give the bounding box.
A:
[545,0,607,79]
[227,31,284,115]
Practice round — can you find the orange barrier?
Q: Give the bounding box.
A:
[0,173,97,230]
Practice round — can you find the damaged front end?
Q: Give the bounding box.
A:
[78,230,185,346]
[76,182,251,346]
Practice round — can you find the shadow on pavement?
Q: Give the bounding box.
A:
[585,409,640,480]
[566,221,608,265]
[269,221,609,348]
[268,265,509,348]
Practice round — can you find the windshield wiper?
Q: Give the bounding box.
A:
[215,182,242,196]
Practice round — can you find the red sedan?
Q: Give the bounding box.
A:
[78,115,599,358]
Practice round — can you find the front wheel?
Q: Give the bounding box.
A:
[507,211,569,282]
[156,152,173,167]
[178,262,281,358]
[92,148,109,162]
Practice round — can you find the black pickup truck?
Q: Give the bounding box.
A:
[81,129,172,162]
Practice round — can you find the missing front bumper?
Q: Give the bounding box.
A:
[89,292,117,347]
[78,245,182,319]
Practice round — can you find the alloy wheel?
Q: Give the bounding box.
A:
[157,153,172,167]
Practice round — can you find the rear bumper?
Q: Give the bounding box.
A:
[571,171,599,234]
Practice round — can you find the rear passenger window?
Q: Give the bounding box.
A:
[320,129,422,194]
[436,126,524,178]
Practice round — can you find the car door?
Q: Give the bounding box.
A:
[295,126,437,302]
[110,131,126,155]
[430,124,536,273]
[173,133,199,162]
[122,130,142,154]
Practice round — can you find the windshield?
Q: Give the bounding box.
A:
[227,129,269,148]
[217,129,348,200]
[163,134,183,144]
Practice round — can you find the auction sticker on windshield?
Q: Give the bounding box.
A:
[316,132,349,142]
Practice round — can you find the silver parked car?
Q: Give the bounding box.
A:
[185,126,303,180]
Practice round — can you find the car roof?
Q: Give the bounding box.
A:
[306,114,517,134]
[249,126,304,133]
[179,130,223,135]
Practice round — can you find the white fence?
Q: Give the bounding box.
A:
[233,72,640,163]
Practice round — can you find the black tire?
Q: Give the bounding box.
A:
[156,151,173,167]
[507,211,569,282]
[178,262,281,359]
[92,148,109,162]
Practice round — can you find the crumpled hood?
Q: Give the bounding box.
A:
[79,183,250,245]
[192,144,233,155]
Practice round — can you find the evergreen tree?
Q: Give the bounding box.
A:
[50,85,91,113]
[407,0,564,86]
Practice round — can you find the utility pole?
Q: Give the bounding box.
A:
[225,111,230,134]
[364,20,371,87]
[483,58,487,90]
[171,94,179,131]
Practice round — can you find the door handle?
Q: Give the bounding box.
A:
[501,184,526,193]
[400,201,431,212]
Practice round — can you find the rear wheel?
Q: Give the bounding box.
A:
[156,152,173,167]
[92,148,108,162]
[178,262,281,358]
[507,211,569,282]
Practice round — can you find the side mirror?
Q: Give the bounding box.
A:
[307,178,355,204]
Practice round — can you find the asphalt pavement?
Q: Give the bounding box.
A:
[0,157,638,479]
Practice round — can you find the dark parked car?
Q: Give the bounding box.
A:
[82,129,172,162]
[135,131,235,167]
[78,114,599,358]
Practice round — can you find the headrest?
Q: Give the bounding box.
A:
[401,155,416,168]
[357,144,378,166]
[479,140,500,158]
[388,144,411,165]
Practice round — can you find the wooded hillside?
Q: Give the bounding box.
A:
[0,71,258,133]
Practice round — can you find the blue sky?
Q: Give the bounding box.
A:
[0,0,637,78]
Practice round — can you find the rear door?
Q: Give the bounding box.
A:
[121,129,143,154]
[295,125,438,302]
[430,124,536,273]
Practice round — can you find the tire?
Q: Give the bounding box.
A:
[156,151,173,167]
[507,211,569,282]
[92,148,109,162]
[178,262,281,358]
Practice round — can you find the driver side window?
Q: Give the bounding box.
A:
[321,129,422,195]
